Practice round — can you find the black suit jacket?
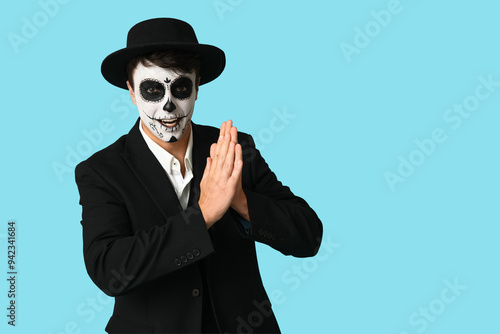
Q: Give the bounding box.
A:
[75,120,323,333]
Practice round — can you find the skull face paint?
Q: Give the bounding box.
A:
[132,62,197,143]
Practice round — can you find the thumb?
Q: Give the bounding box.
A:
[203,157,212,177]
[210,143,217,159]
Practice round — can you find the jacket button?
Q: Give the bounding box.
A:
[192,289,200,297]
[180,256,188,263]
[174,259,182,266]
[193,249,200,257]
[187,252,194,260]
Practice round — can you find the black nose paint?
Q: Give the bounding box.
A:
[163,98,176,112]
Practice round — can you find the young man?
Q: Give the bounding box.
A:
[75,18,322,334]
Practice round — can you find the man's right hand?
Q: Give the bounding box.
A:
[198,120,243,228]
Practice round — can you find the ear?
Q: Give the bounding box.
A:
[126,80,137,106]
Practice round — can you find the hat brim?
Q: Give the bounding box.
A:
[101,43,225,90]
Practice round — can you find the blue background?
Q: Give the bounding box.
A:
[1,0,499,333]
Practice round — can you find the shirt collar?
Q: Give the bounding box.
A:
[139,121,193,176]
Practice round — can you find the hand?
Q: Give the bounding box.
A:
[198,120,243,228]
[210,121,250,221]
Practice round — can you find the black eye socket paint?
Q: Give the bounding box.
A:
[170,76,193,100]
[139,79,165,102]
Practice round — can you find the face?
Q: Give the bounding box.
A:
[130,62,198,143]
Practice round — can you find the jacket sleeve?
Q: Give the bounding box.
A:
[239,134,323,257]
[75,162,214,297]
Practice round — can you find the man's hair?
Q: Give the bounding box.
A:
[127,50,202,89]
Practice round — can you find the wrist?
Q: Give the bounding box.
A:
[198,200,216,228]
[231,191,250,221]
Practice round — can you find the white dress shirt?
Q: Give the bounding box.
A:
[139,122,194,210]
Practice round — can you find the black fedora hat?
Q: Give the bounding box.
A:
[101,18,226,89]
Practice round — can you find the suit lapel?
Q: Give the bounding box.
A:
[121,119,182,220]
[190,123,219,256]
[121,120,215,221]
[189,122,213,205]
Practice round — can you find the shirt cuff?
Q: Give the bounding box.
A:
[236,215,250,235]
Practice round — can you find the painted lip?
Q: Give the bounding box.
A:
[141,108,194,133]
[142,111,187,129]
[158,117,183,128]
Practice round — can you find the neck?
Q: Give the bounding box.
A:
[141,120,191,162]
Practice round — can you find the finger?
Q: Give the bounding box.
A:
[225,120,233,137]
[214,122,226,159]
[220,120,226,134]
[230,125,238,144]
[224,120,231,141]
[220,140,236,179]
[230,143,243,181]
[234,143,243,167]
[217,120,233,164]
[213,128,231,172]
[221,121,228,140]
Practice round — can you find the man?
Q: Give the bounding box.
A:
[75,18,323,333]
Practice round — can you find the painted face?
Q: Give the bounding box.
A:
[132,62,197,143]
